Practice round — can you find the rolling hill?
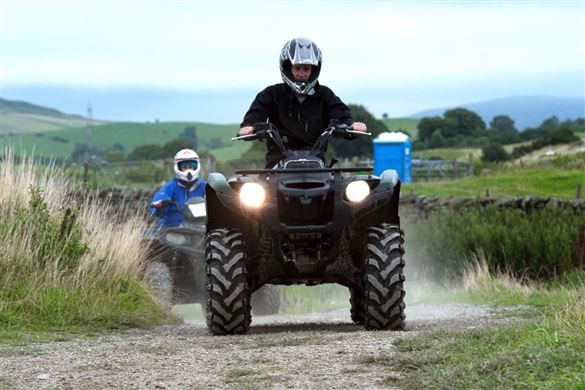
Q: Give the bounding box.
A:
[0,98,108,134]
[0,98,247,162]
[410,95,585,130]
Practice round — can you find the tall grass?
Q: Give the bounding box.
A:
[378,255,585,389]
[0,148,171,337]
[406,205,585,280]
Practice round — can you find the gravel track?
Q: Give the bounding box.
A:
[0,303,521,389]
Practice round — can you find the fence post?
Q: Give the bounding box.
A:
[83,161,89,188]
[577,183,582,199]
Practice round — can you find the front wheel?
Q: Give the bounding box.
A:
[362,224,406,330]
[205,228,251,335]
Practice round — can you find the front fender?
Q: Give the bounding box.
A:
[373,169,399,193]
[351,169,401,227]
[205,173,243,230]
[207,172,231,194]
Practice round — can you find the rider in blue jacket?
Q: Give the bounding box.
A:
[150,148,206,227]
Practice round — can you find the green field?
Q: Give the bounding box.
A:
[1,112,96,134]
[0,121,250,163]
[2,117,421,163]
[381,117,419,139]
[406,166,585,199]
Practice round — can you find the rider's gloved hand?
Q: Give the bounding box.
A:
[239,126,254,136]
[151,199,170,209]
[351,122,367,132]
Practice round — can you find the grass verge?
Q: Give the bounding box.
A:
[0,148,174,343]
[366,259,585,389]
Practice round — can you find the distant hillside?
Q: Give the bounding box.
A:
[0,98,105,134]
[0,119,249,163]
[410,96,585,130]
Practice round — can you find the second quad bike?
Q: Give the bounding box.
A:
[143,198,208,308]
[144,194,282,314]
[204,122,406,335]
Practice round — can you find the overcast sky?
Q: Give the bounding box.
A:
[1,0,583,120]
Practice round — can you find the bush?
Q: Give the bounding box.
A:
[481,143,509,162]
[117,161,168,185]
[0,149,172,334]
[406,206,585,280]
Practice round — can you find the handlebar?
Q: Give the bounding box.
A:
[150,198,206,222]
[233,122,371,157]
[233,122,370,143]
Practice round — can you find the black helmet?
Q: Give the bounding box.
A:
[279,37,322,96]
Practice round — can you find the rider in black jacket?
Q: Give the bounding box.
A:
[240,37,367,167]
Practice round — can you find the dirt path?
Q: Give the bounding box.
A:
[0,303,520,389]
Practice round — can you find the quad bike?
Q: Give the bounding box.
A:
[144,196,282,314]
[204,122,405,335]
[143,198,208,308]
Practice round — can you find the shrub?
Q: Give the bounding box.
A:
[0,148,171,333]
[481,143,509,162]
[406,206,585,280]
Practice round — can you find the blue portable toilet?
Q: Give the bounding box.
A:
[373,132,412,184]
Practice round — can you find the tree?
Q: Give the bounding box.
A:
[111,143,126,153]
[539,116,560,133]
[181,126,199,149]
[207,136,224,149]
[443,108,486,137]
[490,115,517,134]
[128,144,164,161]
[537,127,579,148]
[428,130,446,149]
[328,104,389,158]
[481,143,508,162]
[489,115,519,144]
[417,116,446,142]
[103,150,125,162]
[162,138,194,158]
[521,115,563,141]
[71,143,100,162]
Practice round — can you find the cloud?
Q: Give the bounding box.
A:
[1,0,583,116]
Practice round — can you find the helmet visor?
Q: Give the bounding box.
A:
[178,160,199,171]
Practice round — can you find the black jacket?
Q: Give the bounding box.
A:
[241,83,354,166]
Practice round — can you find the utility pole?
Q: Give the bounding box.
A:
[86,103,95,163]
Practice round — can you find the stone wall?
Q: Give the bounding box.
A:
[87,188,157,222]
[400,194,585,224]
[89,187,584,224]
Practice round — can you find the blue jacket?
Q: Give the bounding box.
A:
[150,178,206,227]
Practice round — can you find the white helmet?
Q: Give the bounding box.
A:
[173,148,200,183]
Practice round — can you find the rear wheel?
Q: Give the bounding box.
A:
[205,228,251,335]
[362,224,406,330]
[251,285,281,316]
[144,261,173,308]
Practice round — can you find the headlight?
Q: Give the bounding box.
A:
[239,182,266,208]
[345,180,370,202]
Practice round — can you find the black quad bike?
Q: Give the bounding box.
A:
[204,122,405,335]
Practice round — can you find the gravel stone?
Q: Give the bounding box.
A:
[0,303,525,389]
